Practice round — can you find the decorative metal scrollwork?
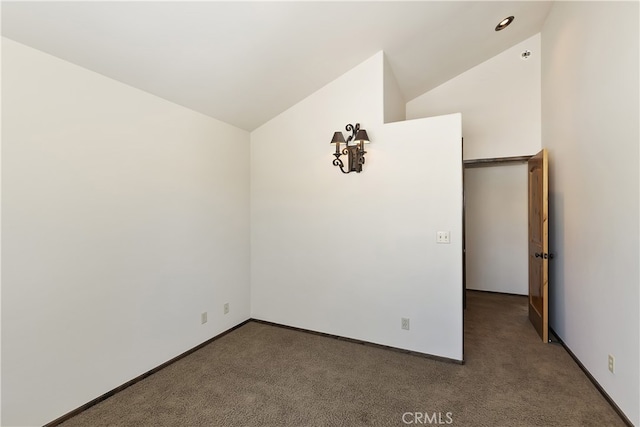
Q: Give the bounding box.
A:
[330,123,370,174]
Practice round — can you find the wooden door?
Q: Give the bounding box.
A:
[528,149,549,342]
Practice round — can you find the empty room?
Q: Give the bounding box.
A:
[1,1,638,426]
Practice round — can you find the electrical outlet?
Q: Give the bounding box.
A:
[201,312,208,324]
[224,303,229,315]
[401,318,410,330]
[436,231,450,244]
[608,354,615,374]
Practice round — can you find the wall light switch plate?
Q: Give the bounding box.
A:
[436,231,450,244]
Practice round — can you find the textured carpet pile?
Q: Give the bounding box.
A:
[61,291,624,426]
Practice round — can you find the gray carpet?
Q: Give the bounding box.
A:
[60,291,625,426]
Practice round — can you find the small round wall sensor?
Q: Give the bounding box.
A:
[521,50,531,60]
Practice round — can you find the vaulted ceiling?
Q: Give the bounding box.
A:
[2,1,552,131]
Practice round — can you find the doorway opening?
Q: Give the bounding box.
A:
[462,155,533,356]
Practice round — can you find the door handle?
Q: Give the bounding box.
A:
[534,252,555,259]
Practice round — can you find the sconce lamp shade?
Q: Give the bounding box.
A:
[354,129,370,144]
[331,132,346,145]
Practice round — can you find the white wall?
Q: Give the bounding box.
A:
[407,34,541,160]
[465,164,528,295]
[383,55,406,124]
[250,52,463,360]
[407,35,541,299]
[1,38,251,427]
[541,2,639,425]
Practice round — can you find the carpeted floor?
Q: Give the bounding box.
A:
[60,291,625,426]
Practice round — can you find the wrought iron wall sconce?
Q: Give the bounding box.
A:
[330,123,370,174]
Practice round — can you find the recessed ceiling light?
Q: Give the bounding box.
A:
[495,16,514,31]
